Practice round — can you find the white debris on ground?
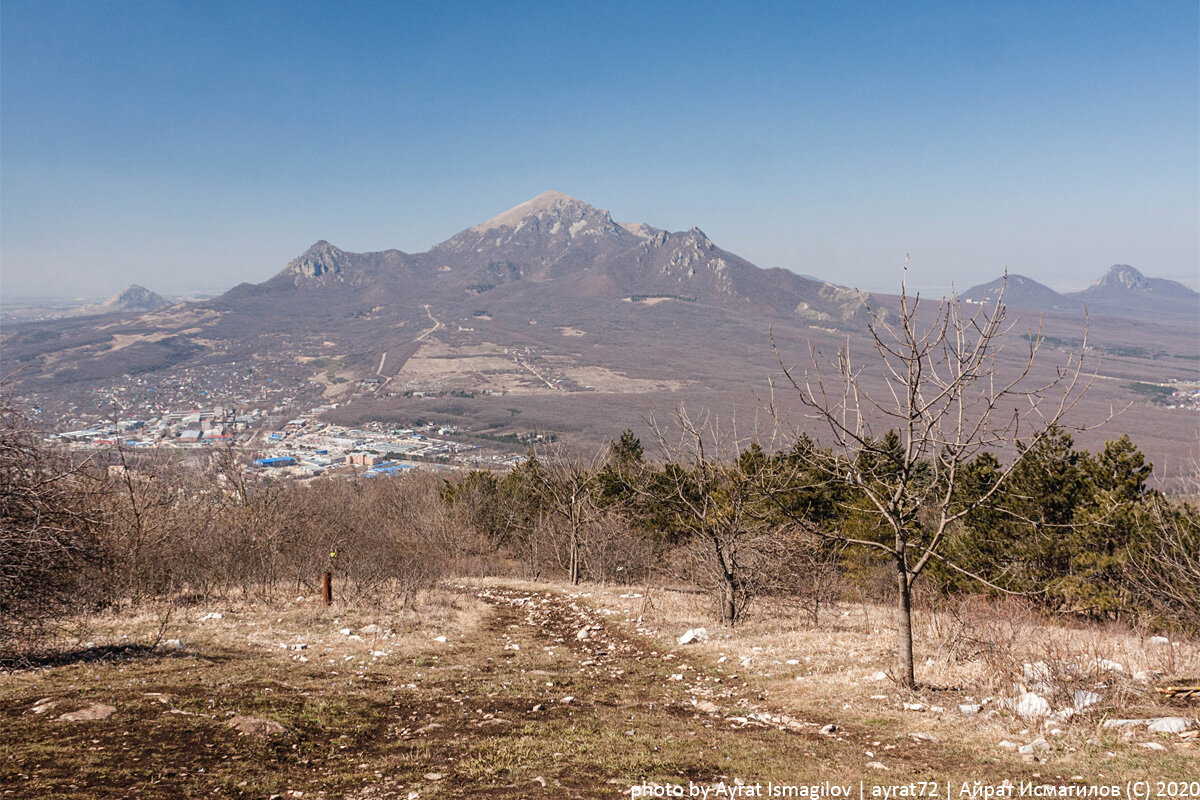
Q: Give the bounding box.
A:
[471,585,823,737]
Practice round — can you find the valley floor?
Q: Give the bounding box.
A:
[1,580,1196,799]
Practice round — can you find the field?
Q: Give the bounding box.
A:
[3,580,1197,799]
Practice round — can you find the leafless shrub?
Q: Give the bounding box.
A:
[0,399,109,661]
[646,408,789,625]
[1127,495,1200,633]
[97,449,474,610]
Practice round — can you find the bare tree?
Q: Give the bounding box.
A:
[533,441,610,585]
[772,268,1097,687]
[646,408,783,625]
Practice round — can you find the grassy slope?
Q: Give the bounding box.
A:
[1,582,1196,799]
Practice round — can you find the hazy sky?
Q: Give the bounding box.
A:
[2,0,1197,300]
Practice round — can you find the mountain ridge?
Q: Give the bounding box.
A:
[259,191,872,322]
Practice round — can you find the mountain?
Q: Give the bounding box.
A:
[4,194,1197,477]
[961,274,1076,312]
[1064,265,1199,318]
[73,284,171,316]
[261,191,871,322]
[962,265,1196,324]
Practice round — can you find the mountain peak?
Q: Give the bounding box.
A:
[70,284,170,316]
[1091,264,1149,291]
[108,284,169,310]
[285,240,352,279]
[470,191,593,233]
[304,240,342,254]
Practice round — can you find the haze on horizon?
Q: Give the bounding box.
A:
[1,0,1197,301]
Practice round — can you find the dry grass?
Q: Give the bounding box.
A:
[2,580,1196,798]
[560,582,1200,774]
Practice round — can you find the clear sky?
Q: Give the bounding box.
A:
[2,0,1197,300]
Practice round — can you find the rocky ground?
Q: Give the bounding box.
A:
[1,581,1196,799]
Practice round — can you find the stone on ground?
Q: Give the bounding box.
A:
[1016,692,1050,719]
[57,703,117,722]
[227,716,286,736]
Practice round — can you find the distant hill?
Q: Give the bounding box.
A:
[961,274,1077,312]
[962,265,1196,324]
[73,285,171,317]
[1065,265,1199,319]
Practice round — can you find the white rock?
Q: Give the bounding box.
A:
[866,761,888,770]
[1016,692,1050,719]
[58,703,117,722]
[819,724,837,734]
[339,628,353,636]
[902,702,926,712]
[1073,690,1102,711]
[561,696,575,705]
[576,628,591,640]
[785,659,800,665]
[30,699,58,715]
[998,740,1019,750]
[677,628,708,645]
[200,612,223,621]
[959,704,982,715]
[1091,658,1125,673]
[1139,741,1167,751]
[1148,636,1171,646]
[1135,670,1165,683]
[290,643,308,651]
[160,639,184,650]
[360,624,382,635]
[432,635,448,643]
[869,670,888,681]
[909,732,938,743]
[1147,717,1199,734]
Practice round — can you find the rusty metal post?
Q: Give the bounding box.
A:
[322,571,333,605]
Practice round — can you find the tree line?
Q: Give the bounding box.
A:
[442,424,1199,629]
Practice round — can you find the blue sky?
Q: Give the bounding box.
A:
[2,0,1197,299]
